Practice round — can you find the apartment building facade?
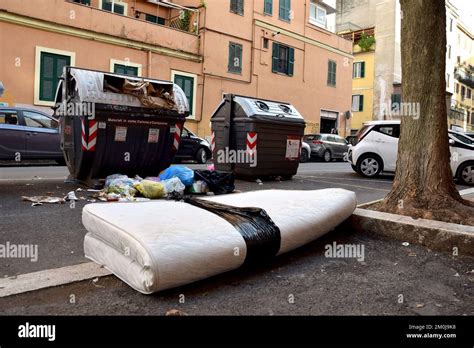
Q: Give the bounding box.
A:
[0,0,353,138]
[336,0,474,133]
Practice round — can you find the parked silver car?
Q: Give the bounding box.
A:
[303,133,349,162]
[0,107,63,163]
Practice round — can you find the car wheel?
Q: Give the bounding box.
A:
[323,150,332,162]
[196,148,208,164]
[300,148,309,163]
[457,162,474,186]
[357,154,383,177]
[55,158,66,166]
[351,164,358,172]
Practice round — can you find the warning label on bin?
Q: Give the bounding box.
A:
[114,126,127,142]
[148,128,160,143]
[285,136,301,160]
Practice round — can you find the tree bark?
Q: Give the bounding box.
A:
[378,0,474,224]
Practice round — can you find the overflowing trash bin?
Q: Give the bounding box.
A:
[54,67,189,187]
[210,94,306,179]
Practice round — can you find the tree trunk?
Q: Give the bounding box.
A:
[378,0,474,224]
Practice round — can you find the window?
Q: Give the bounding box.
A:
[173,72,196,118]
[461,86,466,100]
[264,0,273,15]
[327,60,336,86]
[279,0,291,21]
[230,0,244,15]
[145,14,165,25]
[446,73,450,88]
[39,52,71,103]
[448,45,451,59]
[449,18,453,32]
[23,111,58,129]
[0,111,19,125]
[353,61,365,78]
[456,83,459,94]
[73,0,91,5]
[272,43,294,76]
[391,93,402,111]
[228,42,243,74]
[310,2,326,27]
[351,95,364,112]
[467,89,472,99]
[263,37,269,49]
[101,0,126,15]
[377,125,400,138]
[114,64,138,76]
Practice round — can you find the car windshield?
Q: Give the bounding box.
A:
[450,132,474,146]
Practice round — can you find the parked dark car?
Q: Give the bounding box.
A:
[303,133,349,162]
[0,107,64,163]
[174,127,212,164]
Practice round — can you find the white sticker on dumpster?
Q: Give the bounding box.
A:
[114,126,127,142]
[148,128,160,143]
[285,136,300,160]
[98,122,106,129]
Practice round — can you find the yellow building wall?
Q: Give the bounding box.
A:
[350,47,375,131]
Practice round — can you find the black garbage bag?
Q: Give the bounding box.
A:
[194,170,235,195]
[184,197,281,265]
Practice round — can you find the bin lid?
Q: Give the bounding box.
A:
[67,67,189,113]
[212,95,304,120]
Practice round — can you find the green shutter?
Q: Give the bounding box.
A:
[327,61,331,85]
[39,52,70,102]
[228,43,242,73]
[264,0,272,15]
[174,75,194,115]
[361,62,365,78]
[279,0,290,20]
[288,47,294,76]
[236,44,242,73]
[359,95,364,111]
[327,60,336,86]
[272,43,279,73]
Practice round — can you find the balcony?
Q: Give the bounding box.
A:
[69,0,199,34]
[455,64,474,89]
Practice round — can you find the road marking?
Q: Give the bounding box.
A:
[299,176,391,192]
[0,262,111,298]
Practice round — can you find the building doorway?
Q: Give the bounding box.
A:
[320,110,338,134]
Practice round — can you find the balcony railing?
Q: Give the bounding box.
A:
[339,27,375,43]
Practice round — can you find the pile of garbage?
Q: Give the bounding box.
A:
[99,165,235,202]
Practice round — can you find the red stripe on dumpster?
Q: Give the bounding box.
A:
[246,132,257,155]
[211,131,215,152]
[81,119,97,152]
[173,123,183,151]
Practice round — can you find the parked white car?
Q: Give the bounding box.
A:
[347,120,474,185]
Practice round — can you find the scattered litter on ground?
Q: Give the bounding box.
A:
[92,278,99,283]
[408,252,417,257]
[159,165,194,186]
[22,196,65,204]
[416,303,425,308]
[402,242,410,246]
[165,309,188,316]
[135,180,166,199]
[31,202,42,207]
[64,191,79,201]
[161,177,185,195]
[454,273,460,277]
[435,303,443,308]
[256,179,263,185]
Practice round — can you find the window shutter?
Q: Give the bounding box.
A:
[288,47,295,76]
[359,95,364,111]
[228,43,234,71]
[236,44,242,73]
[279,0,286,20]
[361,62,365,78]
[287,0,291,20]
[327,60,332,85]
[272,43,279,73]
[238,0,244,14]
[264,0,272,15]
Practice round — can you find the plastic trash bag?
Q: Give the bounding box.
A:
[194,170,235,195]
[159,166,194,186]
[134,180,166,199]
[161,177,185,195]
[104,174,137,198]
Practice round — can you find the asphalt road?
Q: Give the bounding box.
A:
[0,162,472,316]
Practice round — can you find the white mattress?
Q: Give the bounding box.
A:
[83,189,357,294]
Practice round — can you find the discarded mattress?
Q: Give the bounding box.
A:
[83,189,357,294]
